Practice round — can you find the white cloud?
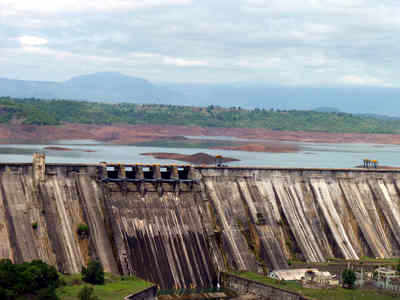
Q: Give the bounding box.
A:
[242,0,371,14]
[1,0,191,14]
[236,57,281,69]
[129,52,160,58]
[339,75,391,87]
[18,35,48,46]
[163,57,209,67]
[1,0,400,86]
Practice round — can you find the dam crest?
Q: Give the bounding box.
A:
[1,155,400,289]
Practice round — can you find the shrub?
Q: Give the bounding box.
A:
[77,224,89,238]
[58,278,67,287]
[342,269,356,289]
[0,287,16,300]
[373,271,378,279]
[37,287,59,300]
[78,286,99,300]
[72,277,83,286]
[32,222,38,230]
[0,259,59,299]
[81,261,104,285]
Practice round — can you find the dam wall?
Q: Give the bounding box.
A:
[124,285,158,300]
[220,272,312,300]
[1,159,400,289]
[199,167,400,263]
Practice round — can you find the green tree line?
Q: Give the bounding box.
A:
[0,259,59,299]
[1,97,400,134]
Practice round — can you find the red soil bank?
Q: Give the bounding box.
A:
[2,124,400,152]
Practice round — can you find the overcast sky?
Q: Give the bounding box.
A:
[1,0,399,86]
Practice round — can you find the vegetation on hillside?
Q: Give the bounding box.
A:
[56,273,152,300]
[0,258,152,300]
[77,286,98,300]
[77,224,90,239]
[2,97,400,133]
[0,259,60,300]
[342,269,356,289]
[81,261,104,285]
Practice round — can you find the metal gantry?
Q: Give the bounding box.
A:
[363,159,378,168]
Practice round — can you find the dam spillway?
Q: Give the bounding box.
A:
[1,158,400,289]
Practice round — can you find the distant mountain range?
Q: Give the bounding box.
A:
[0,72,180,104]
[1,72,400,117]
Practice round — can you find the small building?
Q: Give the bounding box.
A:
[302,270,338,288]
[388,278,400,293]
[375,267,397,280]
[374,267,400,292]
[269,269,318,281]
[268,268,338,288]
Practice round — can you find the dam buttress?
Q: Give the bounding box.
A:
[1,156,400,288]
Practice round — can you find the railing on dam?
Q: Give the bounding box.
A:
[100,163,197,184]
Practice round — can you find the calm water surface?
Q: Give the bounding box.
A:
[0,139,399,168]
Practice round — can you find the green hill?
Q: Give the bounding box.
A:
[1,97,400,134]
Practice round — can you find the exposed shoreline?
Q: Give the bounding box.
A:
[213,143,299,153]
[44,146,95,152]
[2,124,400,154]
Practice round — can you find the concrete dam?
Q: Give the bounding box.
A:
[1,155,400,289]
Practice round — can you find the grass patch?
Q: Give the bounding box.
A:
[77,224,90,238]
[56,273,153,300]
[233,271,400,300]
[291,257,400,267]
[325,257,400,264]
[358,257,400,264]
[32,222,38,230]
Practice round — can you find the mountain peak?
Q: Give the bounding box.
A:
[66,72,149,84]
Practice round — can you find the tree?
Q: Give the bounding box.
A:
[77,224,90,239]
[81,261,104,285]
[32,222,38,230]
[342,269,356,289]
[37,287,59,300]
[0,259,59,299]
[0,287,16,300]
[78,286,99,300]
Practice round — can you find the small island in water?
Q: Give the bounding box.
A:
[141,152,239,165]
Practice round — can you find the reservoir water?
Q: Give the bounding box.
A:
[0,138,399,168]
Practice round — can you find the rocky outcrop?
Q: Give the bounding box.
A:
[1,161,400,289]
